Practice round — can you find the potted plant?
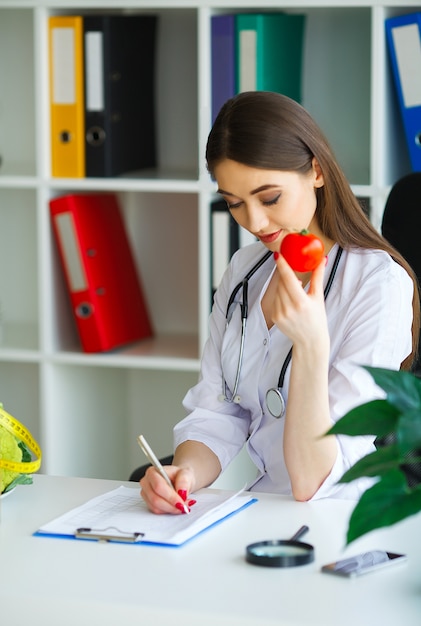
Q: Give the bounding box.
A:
[327,366,421,544]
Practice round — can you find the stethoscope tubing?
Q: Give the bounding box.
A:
[225,250,272,318]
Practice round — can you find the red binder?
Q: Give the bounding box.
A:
[50,193,153,353]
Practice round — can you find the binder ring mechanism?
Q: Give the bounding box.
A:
[86,126,106,147]
[75,526,145,543]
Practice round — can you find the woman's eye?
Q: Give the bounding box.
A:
[262,194,281,206]
[227,200,242,209]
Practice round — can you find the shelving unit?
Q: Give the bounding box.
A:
[0,0,419,483]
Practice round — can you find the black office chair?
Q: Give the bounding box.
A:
[129,455,174,482]
[378,172,421,486]
[381,171,421,373]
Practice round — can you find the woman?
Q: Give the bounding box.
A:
[140,91,420,513]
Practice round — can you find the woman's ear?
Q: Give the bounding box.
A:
[312,157,324,188]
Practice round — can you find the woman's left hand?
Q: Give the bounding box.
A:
[271,252,328,349]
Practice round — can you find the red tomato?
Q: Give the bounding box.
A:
[280,230,325,272]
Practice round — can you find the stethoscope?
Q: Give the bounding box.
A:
[219,245,343,418]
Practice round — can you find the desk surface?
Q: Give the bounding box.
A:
[1,474,420,626]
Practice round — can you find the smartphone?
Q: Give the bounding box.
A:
[321,550,407,578]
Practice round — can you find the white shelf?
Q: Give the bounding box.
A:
[0,0,418,482]
[49,334,201,371]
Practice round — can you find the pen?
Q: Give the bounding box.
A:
[137,435,190,514]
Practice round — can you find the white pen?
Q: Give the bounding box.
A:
[137,435,190,514]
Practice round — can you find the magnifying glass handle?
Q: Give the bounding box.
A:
[290,525,309,542]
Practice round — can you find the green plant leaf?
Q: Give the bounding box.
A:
[346,470,421,544]
[363,366,421,412]
[339,444,401,482]
[397,408,421,455]
[328,367,421,544]
[18,440,32,464]
[3,473,33,492]
[326,399,399,438]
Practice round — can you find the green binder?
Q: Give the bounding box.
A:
[235,13,306,102]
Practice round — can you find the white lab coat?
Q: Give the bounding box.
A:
[174,242,413,499]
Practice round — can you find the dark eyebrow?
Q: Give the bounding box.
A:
[217,184,280,196]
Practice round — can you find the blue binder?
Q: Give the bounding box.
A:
[386,13,421,171]
[211,15,236,123]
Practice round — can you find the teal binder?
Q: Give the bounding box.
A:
[235,13,305,102]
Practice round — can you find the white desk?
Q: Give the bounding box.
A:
[1,475,420,626]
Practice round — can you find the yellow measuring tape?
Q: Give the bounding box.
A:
[0,407,42,474]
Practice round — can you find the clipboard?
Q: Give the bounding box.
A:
[75,527,145,543]
[34,486,257,547]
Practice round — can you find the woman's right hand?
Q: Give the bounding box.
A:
[139,464,195,515]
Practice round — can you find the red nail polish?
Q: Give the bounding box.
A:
[178,489,187,501]
[188,499,197,507]
[273,251,279,261]
[324,255,328,266]
[175,502,186,513]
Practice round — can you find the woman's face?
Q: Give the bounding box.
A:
[213,158,326,253]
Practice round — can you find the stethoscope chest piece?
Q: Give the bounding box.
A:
[265,387,286,419]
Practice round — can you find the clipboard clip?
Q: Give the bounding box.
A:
[75,526,145,543]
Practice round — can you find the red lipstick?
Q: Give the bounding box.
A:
[259,230,282,244]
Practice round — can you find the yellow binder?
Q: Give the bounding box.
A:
[49,16,85,178]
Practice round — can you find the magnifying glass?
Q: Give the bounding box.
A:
[245,525,314,568]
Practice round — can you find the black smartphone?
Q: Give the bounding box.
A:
[321,550,407,578]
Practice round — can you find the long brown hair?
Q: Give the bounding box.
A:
[206,91,420,370]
